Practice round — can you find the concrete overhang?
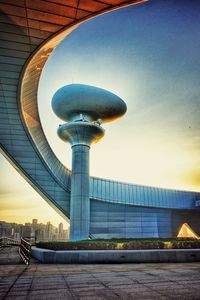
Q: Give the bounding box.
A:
[0,0,147,219]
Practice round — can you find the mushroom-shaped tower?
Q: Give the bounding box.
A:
[52,84,127,241]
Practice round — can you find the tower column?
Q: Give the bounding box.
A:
[51,83,127,241]
[57,120,105,240]
[70,144,90,240]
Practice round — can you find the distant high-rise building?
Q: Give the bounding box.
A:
[0,220,69,241]
[32,219,38,227]
[31,219,39,241]
[63,228,70,240]
[22,224,31,238]
[45,222,53,240]
[58,222,64,239]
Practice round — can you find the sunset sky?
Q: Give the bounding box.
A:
[39,0,200,190]
[1,0,200,226]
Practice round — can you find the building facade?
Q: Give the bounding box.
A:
[0,0,200,239]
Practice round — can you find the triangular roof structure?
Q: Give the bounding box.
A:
[177,223,200,239]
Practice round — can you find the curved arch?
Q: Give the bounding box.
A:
[19,8,199,211]
[19,1,145,195]
[0,0,146,221]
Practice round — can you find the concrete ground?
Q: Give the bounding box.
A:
[0,247,200,300]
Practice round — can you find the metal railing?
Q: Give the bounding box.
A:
[89,233,96,240]
[19,238,32,265]
[0,236,20,247]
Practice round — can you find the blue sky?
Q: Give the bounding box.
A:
[39,0,200,191]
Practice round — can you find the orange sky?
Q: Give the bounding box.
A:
[0,153,69,229]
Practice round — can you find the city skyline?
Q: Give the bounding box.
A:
[0,218,66,227]
[0,218,69,241]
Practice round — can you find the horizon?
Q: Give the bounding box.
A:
[0,218,68,228]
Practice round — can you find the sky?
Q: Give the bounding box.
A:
[0,154,69,228]
[1,0,200,226]
[39,0,200,191]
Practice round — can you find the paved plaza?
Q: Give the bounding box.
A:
[0,247,200,300]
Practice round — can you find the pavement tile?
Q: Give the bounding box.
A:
[1,248,200,300]
[28,294,73,300]
[72,287,107,293]
[6,291,29,297]
[77,297,111,300]
[169,295,200,300]
[0,292,7,299]
[5,297,27,300]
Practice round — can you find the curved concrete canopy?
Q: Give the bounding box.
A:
[19,1,143,194]
[0,0,147,221]
[0,0,199,224]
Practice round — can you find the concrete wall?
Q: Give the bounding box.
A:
[31,247,200,264]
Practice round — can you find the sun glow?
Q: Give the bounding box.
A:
[38,1,200,193]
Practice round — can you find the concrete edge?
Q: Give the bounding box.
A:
[31,247,200,264]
